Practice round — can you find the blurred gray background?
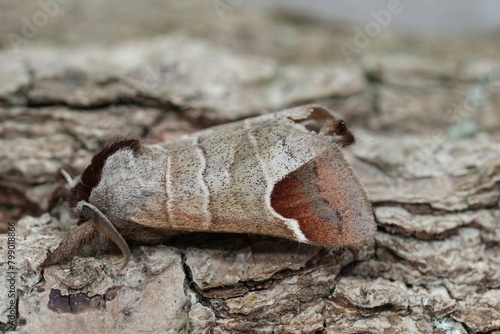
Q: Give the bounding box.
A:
[251,0,500,36]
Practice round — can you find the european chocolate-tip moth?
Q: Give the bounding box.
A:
[41,104,376,269]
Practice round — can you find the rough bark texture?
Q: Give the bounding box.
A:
[0,2,499,333]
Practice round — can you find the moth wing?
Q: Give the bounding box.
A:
[271,147,376,246]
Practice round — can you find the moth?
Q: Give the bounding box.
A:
[41,104,376,269]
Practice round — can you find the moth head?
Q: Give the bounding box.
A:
[41,140,141,269]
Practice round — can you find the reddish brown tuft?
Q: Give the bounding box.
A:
[68,139,141,207]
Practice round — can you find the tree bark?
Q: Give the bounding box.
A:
[0,3,499,333]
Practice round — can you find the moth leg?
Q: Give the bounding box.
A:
[39,222,98,269]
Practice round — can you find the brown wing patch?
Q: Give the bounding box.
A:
[271,149,375,246]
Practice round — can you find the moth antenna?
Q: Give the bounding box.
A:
[81,202,131,269]
[46,169,76,212]
[60,169,74,185]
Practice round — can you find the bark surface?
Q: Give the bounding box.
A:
[0,2,499,333]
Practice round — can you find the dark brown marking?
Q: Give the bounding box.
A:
[322,120,355,147]
[48,289,106,314]
[297,106,355,147]
[68,139,141,207]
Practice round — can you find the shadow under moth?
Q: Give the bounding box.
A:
[41,104,376,269]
